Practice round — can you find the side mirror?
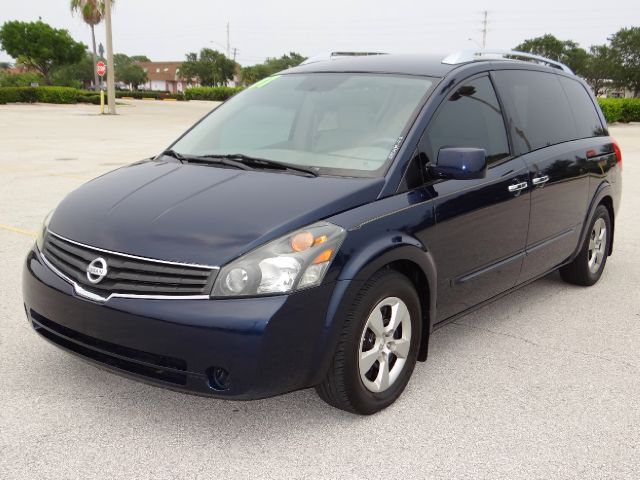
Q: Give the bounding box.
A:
[429,147,487,180]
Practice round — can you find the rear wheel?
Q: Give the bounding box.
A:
[560,204,611,286]
[315,270,421,415]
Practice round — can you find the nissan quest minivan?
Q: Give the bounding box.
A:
[23,51,622,414]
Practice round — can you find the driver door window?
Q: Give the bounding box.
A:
[422,76,510,165]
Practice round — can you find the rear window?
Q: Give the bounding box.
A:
[558,76,605,138]
[492,70,577,154]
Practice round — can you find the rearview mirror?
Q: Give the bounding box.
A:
[429,147,487,180]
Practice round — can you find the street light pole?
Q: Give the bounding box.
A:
[104,0,116,114]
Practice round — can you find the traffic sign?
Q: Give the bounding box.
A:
[96,61,106,77]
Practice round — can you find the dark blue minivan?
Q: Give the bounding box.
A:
[23,51,622,414]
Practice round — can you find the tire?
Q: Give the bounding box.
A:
[560,204,611,286]
[315,269,421,415]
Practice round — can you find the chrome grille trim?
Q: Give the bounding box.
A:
[41,252,211,302]
[40,230,219,302]
[47,230,218,270]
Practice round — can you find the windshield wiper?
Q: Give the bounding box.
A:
[159,149,252,171]
[204,153,319,177]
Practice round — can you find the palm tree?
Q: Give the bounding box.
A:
[70,0,111,90]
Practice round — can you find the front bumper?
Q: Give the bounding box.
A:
[22,246,338,399]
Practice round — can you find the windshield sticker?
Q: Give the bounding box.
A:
[249,75,281,89]
[387,136,404,160]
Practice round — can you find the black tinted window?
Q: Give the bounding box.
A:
[423,76,509,164]
[492,70,576,153]
[559,77,605,138]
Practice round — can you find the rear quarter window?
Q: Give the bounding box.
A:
[492,70,578,154]
[558,76,605,138]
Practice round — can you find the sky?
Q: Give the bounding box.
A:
[1,0,638,66]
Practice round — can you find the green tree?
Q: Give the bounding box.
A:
[111,53,148,89]
[113,53,132,69]
[240,52,306,85]
[180,48,236,86]
[70,0,111,91]
[0,20,85,84]
[562,41,589,76]
[515,34,588,75]
[51,50,94,88]
[240,64,270,84]
[262,52,306,72]
[117,63,147,89]
[609,27,640,96]
[130,55,150,62]
[582,45,618,96]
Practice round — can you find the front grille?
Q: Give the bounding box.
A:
[42,232,217,299]
[31,310,188,385]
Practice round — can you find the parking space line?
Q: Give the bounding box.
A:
[0,223,37,237]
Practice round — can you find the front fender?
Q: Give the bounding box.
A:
[306,228,438,384]
[337,235,437,334]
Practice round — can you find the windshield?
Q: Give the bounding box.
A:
[169,73,436,177]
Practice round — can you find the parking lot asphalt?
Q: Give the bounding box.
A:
[1,101,639,480]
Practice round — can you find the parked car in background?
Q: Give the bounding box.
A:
[23,51,622,414]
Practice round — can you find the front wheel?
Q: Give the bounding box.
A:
[560,204,612,286]
[315,270,421,415]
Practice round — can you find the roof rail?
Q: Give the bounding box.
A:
[300,51,387,66]
[442,49,573,74]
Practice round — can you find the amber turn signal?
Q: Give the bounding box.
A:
[312,248,334,264]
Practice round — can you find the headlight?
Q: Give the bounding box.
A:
[35,210,54,251]
[212,221,346,297]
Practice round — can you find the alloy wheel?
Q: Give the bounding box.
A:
[588,217,607,274]
[358,297,412,393]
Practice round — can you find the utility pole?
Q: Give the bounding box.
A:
[226,21,231,58]
[232,47,238,62]
[104,0,116,114]
[481,10,488,49]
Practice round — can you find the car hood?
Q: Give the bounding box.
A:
[49,159,384,266]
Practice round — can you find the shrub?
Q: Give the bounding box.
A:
[184,86,243,101]
[115,91,161,99]
[597,98,640,123]
[0,87,38,103]
[35,86,78,104]
[619,98,640,123]
[597,99,623,123]
[77,94,103,105]
[0,86,79,104]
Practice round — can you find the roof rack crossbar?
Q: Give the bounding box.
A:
[442,49,573,74]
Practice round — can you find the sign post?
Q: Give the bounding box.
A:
[96,61,107,114]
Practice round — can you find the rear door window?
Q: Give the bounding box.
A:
[422,76,510,165]
[558,76,605,139]
[492,70,577,154]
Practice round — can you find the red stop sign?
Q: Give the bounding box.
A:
[96,61,106,77]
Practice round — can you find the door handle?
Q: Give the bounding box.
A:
[532,175,549,186]
[508,181,528,193]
